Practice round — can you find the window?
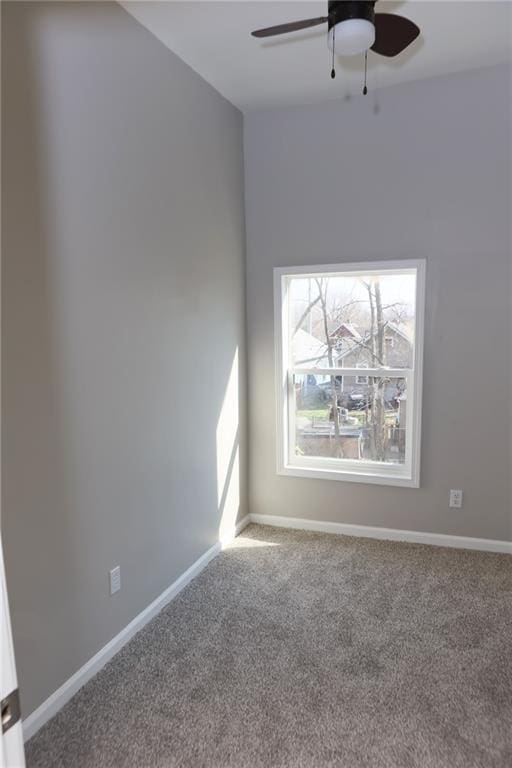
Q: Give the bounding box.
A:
[274,260,425,487]
[356,366,369,385]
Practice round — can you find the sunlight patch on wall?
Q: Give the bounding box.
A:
[217,349,240,545]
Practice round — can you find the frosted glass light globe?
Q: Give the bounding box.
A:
[327,19,375,56]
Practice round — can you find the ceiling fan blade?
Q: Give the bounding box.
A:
[371,14,420,57]
[251,17,328,39]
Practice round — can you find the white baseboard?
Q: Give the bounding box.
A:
[249,514,512,554]
[235,514,251,536]
[219,514,251,546]
[22,518,250,742]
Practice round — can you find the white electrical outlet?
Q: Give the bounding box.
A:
[449,490,463,509]
[109,566,121,595]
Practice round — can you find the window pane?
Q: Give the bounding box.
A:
[288,273,416,369]
[293,374,407,465]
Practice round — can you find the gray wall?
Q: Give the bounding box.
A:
[2,2,246,717]
[245,63,511,542]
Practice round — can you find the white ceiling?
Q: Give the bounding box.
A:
[122,1,512,111]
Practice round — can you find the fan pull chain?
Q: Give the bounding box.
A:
[331,25,336,79]
[363,50,368,95]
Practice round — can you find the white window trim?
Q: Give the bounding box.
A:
[274,259,426,488]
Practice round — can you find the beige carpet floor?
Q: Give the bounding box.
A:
[26,523,512,768]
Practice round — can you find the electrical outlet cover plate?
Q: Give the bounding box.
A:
[449,490,463,509]
[109,566,121,595]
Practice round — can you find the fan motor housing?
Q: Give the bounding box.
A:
[327,1,376,31]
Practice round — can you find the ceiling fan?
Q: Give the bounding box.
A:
[251,1,420,91]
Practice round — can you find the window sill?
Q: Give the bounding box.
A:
[278,462,419,488]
